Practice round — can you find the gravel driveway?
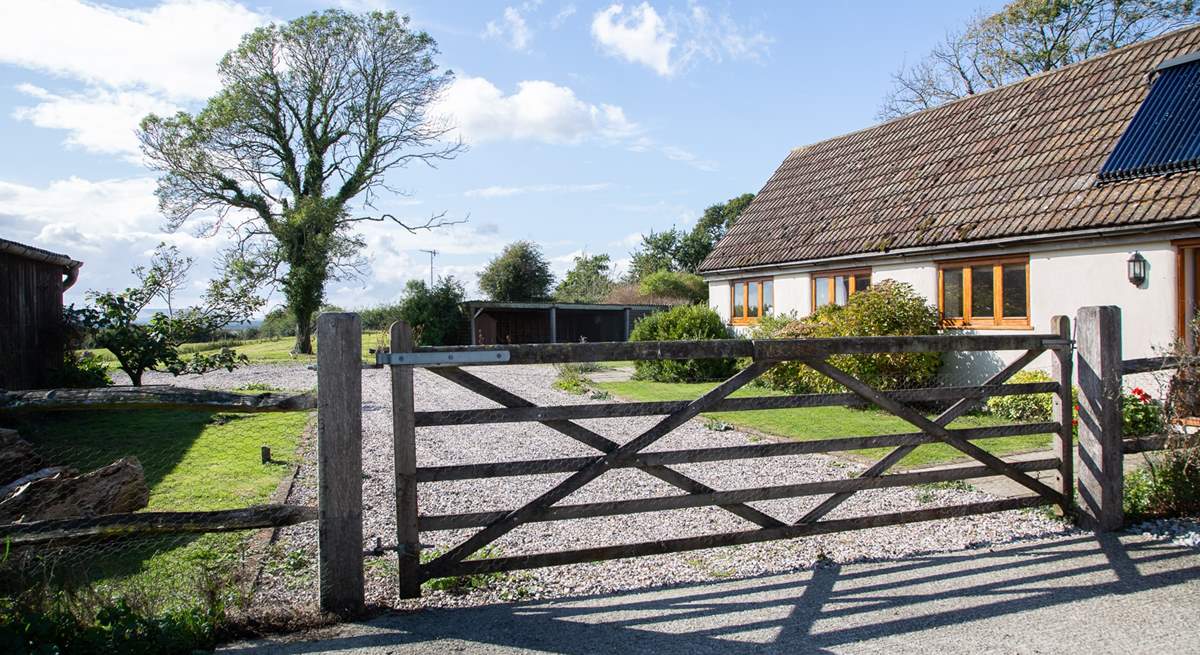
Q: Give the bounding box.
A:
[144,363,1074,609]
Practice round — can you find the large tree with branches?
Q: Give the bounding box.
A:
[879,0,1200,120]
[139,10,463,353]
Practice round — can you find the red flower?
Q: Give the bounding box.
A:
[1132,387,1144,395]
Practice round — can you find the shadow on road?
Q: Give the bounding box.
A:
[223,533,1200,654]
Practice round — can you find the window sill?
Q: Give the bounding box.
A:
[940,323,1034,331]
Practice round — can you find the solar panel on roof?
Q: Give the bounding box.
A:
[1099,54,1200,182]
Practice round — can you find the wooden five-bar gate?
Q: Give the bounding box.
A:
[313,309,1145,614]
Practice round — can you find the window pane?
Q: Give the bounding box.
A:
[835,276,849,305]
[1002,264,1027,318]
[733,283,744,318]
[943,268,964,319]
[971,265,994,319]
[855,274,871,293]
[748,281,760,318]
[814,276,830,307]
[762,280,773,315]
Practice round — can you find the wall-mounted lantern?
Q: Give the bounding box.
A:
[1127,251,1148,287]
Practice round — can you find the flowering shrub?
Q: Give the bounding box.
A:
[1123,387,1164,437]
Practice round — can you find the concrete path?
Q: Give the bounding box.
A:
[220,532,1200,654]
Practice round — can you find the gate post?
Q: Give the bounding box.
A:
[1049,315,1073,516]
[390,321,422,598]
[1075,306,1123,531]
[316,312,365,614]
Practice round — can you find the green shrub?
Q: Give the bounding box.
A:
[638,270,708,304]
[753,281,941,393]
[1124,450,1200,519]
[985,369,1080,422]
[51,351,113,388]
[552,364,591,395]
[629,305,736,382]
[395,276,467,346]
[1124,387,1165,437]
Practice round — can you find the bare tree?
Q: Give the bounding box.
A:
[139,10,465,353]
[133,242,194,316]
[879,0,1200,120]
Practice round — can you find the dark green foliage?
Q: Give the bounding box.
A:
[1124,450,1200,519]
[625,193,754,281]
[629,305,736,382]
[396,276,467,346]
[753,281,942,393]
[257,304,344,339]
[638,270,708,304]
[986,369,1079,422]
[477,241,554,302]
[50,351,113,389]
[554,253,614,303]
[0,596,219,655]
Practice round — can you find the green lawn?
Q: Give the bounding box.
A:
[9,408,310,608]
[594,380,1054,469]
[85,329,387,369]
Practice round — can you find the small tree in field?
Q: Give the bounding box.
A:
[139,10,463,355]
[477,241,554,301]
[71,247,263,386]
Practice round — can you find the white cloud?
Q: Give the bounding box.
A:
[590,2,770,76]
[551,4,577,28]
[464,183,611,198]
[0,0,270,102]
[591,3,675,76]
[438,76,637,144]
[484,6,533,51]
[12,84,180,160]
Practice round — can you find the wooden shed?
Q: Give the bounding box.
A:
[0,239,82,390]
[464,302,665,345]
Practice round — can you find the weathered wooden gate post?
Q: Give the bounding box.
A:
[1050,315,1074,516]
[316,313,365,614]
[1075,306,1123,531]
[390,321,422,598]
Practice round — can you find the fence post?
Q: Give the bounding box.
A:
[1050,315,1073,516]
[316,313,365,614]
[390,321,421,598]
[1075,306,1123,531]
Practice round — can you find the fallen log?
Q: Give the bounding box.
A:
[0,386,316,413]
[0,457,149,523]
[0,504,318,545]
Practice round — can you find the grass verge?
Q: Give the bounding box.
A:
[594,379,1054,469]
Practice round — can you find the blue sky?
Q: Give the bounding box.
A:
[0,0,1002,312]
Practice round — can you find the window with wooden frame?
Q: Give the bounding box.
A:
[811,268,871,311]
[938,255,1030,328]
[730,277,773,325]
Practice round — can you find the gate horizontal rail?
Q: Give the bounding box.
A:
[414,382,1059,426]
[417,422,1059,482]
[435,497,1048,578]
[419,457,1059,531]
[382,333,1067,366]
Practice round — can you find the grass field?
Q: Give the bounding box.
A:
[594,379,1054,469]
[85,330,388,368]
[9,408,310,608]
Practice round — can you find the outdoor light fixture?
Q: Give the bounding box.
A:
[1127,251,1148,287]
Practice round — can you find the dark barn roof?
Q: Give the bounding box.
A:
[700,26,1200,274]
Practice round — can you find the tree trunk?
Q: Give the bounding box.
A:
[294,314,315,355]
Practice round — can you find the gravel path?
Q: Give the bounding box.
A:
[142,363,1075,609]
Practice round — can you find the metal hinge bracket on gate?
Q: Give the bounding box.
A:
[376,350,510,366]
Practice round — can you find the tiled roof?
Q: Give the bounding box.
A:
[699,26,1200,273]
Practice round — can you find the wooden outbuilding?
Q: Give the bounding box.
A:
[0,238,82,389]
[463,301,665,345]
